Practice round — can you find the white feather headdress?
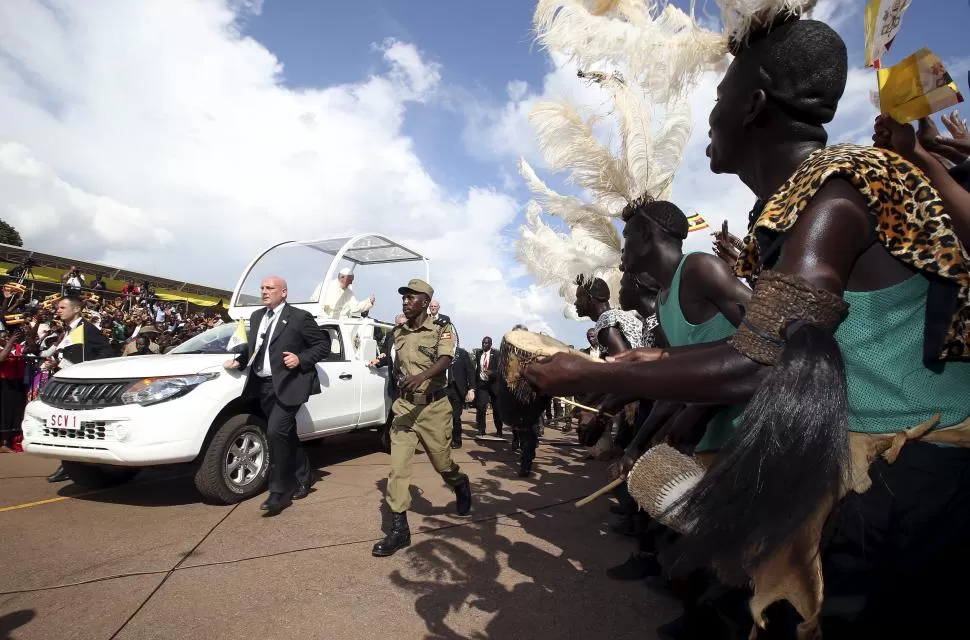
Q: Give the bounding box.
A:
[516,2,703,314]
[516,0,821,315]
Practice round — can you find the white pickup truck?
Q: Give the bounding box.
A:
[21,234,428,504]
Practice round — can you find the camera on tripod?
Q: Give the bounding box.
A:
[8,257,35,282]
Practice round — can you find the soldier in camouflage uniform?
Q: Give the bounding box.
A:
[368,278,472,557]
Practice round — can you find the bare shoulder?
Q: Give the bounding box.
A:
[683,251,735,281]
[774,177,874,293]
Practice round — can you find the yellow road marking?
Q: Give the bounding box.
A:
[0,473,191,513]
[0,495,73,512]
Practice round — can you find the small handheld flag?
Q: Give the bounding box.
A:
[687,213,709,233]
[878,49,964,123]
[864,0,912,68]
[226,319,248,352]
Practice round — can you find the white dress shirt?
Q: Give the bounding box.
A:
[252,303,284,378]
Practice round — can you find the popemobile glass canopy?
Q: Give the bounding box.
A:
[228,234,431,322]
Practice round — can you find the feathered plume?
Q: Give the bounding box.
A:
[528,100,633,213]
[516,201,622,314]
[533,0,727,103]
[716,0,818,49]
[516,0,710,314]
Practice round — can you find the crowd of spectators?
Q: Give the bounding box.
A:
[0,267,229,452]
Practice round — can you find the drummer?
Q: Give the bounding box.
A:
[507,325,542,477]
[367,278,472,558]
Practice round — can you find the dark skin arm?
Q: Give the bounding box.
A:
[617,400,683,474]
[652,403,721,454]
[400,356,453,393]
[524,178,873,404]
[918,116,970,165]
[680,252,751,326]
[597,326,631,357]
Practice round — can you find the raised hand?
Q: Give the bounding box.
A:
[873,114,918,159]
[942,110,970,141]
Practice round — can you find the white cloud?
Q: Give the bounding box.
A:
[807,0,860,32]
[0,0,568,343]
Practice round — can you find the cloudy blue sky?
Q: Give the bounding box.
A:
[1,0,967,346]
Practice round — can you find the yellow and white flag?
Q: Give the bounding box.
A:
[878,48,964,123]
[226,319,248,352]
[864,0,913,68]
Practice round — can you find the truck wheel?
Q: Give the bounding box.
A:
[61,461,139,488]
[194,413,269,505]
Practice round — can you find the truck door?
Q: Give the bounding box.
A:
[300,324,362,433]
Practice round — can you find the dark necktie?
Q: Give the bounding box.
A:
[253,309,275,374]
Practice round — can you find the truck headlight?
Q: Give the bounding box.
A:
[121,373,219,406]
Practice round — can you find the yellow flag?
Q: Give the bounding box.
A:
[864,0,912,68]
[226,319,247,352]
[68,322,85,346]
[878,48,964,123]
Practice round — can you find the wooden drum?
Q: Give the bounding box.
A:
[496,329,599,430]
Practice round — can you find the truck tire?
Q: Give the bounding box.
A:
[194,413,269,505]
[61,461,139,489]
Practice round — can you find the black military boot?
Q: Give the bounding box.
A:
[454,476,472,516]
[47,465,70,483]
[372,512,410,557]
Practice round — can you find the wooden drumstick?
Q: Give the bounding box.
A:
[575,475,626,508]
[557,396,615,419]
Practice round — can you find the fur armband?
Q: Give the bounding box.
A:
[729,271,849,365]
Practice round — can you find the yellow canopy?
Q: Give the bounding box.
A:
[0,262,225,308]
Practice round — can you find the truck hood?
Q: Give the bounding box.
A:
[54,353,230,380]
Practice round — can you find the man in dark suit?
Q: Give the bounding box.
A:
[224,276,331,516]
[447,346,475,449]
[46,294,115,483]
[474,336,503,437]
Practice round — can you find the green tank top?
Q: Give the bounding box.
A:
[657,254,742,452]
[836,274,970,433]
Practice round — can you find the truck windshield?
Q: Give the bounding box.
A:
[169,323,239,355]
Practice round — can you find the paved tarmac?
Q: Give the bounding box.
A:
[0,413,677,640]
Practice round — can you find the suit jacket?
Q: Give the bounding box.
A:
[59,320,114,364]
[376,324,399,396]
[449,347,474,397]
[474,348,500,387]
[235,304,331,407]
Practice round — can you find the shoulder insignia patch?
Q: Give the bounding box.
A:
[441,332,452,339]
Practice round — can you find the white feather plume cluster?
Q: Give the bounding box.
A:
[533,0,728,104]
[717,0,818,48]
[515,1,707,315]
[516,0,819,317]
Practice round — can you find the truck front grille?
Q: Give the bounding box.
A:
[39,379,134,410]
[40,420,117,441]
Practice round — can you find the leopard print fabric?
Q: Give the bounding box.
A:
[735,143,970,360]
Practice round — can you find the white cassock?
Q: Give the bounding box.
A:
[317,279,374,318]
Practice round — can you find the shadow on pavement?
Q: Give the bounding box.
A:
[383,423,669,640]
[57,429,388,507]
[0,609,35,640]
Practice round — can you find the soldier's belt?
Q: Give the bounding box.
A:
[399,389,448,406]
